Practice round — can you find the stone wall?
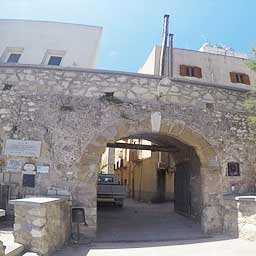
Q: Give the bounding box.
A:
[0,240,5,256]
[0,64,255,236]
[223,196,239,236]
[11,197,71,255]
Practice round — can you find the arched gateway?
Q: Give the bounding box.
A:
[78,119,222,237]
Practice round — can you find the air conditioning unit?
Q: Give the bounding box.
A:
[158,162,169,170]
[158,152,169,170]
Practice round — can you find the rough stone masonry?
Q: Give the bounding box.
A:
[10,197,71,255]
[0,64,256,237]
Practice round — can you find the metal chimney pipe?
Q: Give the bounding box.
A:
[159,14,170,76]
[169,33,174,77]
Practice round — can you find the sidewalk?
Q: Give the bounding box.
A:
[54,236,256,256]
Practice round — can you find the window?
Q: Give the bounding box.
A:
[48,56,62,66]
[7,53,21,63]
[227,162,240,176]
[0,47,24,64]
[180,65,202,78]
[98,175,115,184]
[42,50,65,66]
[97,176,114,184]
[230,72,250,85]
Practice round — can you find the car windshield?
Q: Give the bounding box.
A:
[98,176,114,183]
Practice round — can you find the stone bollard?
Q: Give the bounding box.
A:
[10,197,71,256]
[0,240,5,256]
[235,196,256,241]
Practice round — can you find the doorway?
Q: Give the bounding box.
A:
[174,162,191,216]
[157,170,166,202]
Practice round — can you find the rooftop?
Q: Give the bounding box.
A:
[0,19,103,30]
[199,43,248,59]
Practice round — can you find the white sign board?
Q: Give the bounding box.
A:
[37,166,49,174]
[6,159,23,172]
[5,139,41,157]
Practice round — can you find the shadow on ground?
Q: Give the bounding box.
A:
[96,199,207,242]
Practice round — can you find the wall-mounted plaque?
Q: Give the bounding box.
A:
[6,159,23,172]
[5,139,41,157]
[37,166,49,174]
[22,174,35,187]
[227,162,240,176]
[23,163,36,172]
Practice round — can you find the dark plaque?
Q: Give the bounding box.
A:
[22,174,35,187]
[227,162,240,176]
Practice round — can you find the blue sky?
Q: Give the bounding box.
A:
[1,0,255,72]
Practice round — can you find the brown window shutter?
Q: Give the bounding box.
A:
[194,67,202,78]
[230,72,237,83]
[242,74,250,85]
[180,65,187,76]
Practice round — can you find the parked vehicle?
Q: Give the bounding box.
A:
[97,174,126,207]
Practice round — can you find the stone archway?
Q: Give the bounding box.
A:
[77,119,222,237]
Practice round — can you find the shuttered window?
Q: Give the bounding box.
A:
[230,72,250,85]
[180,65,202,78]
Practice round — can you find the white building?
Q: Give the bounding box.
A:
[139,43,256,88]
[0,19,102,68]
[100,147,115,174]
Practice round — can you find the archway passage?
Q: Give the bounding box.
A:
[78,121,222,239]
[96,132,207,242]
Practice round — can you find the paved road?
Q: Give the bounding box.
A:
[53,199,256,256]
[97,199,204,242]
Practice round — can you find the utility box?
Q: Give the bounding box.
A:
[0,184,10,210]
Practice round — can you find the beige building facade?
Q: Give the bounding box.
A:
[100,147,115,174]
[112,139,175,203]
[139,44,255,88]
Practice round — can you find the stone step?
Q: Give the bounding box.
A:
[0,209,5,217]
[0,231,24,256]
[22,253,39,256]
[5,243,24,256]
